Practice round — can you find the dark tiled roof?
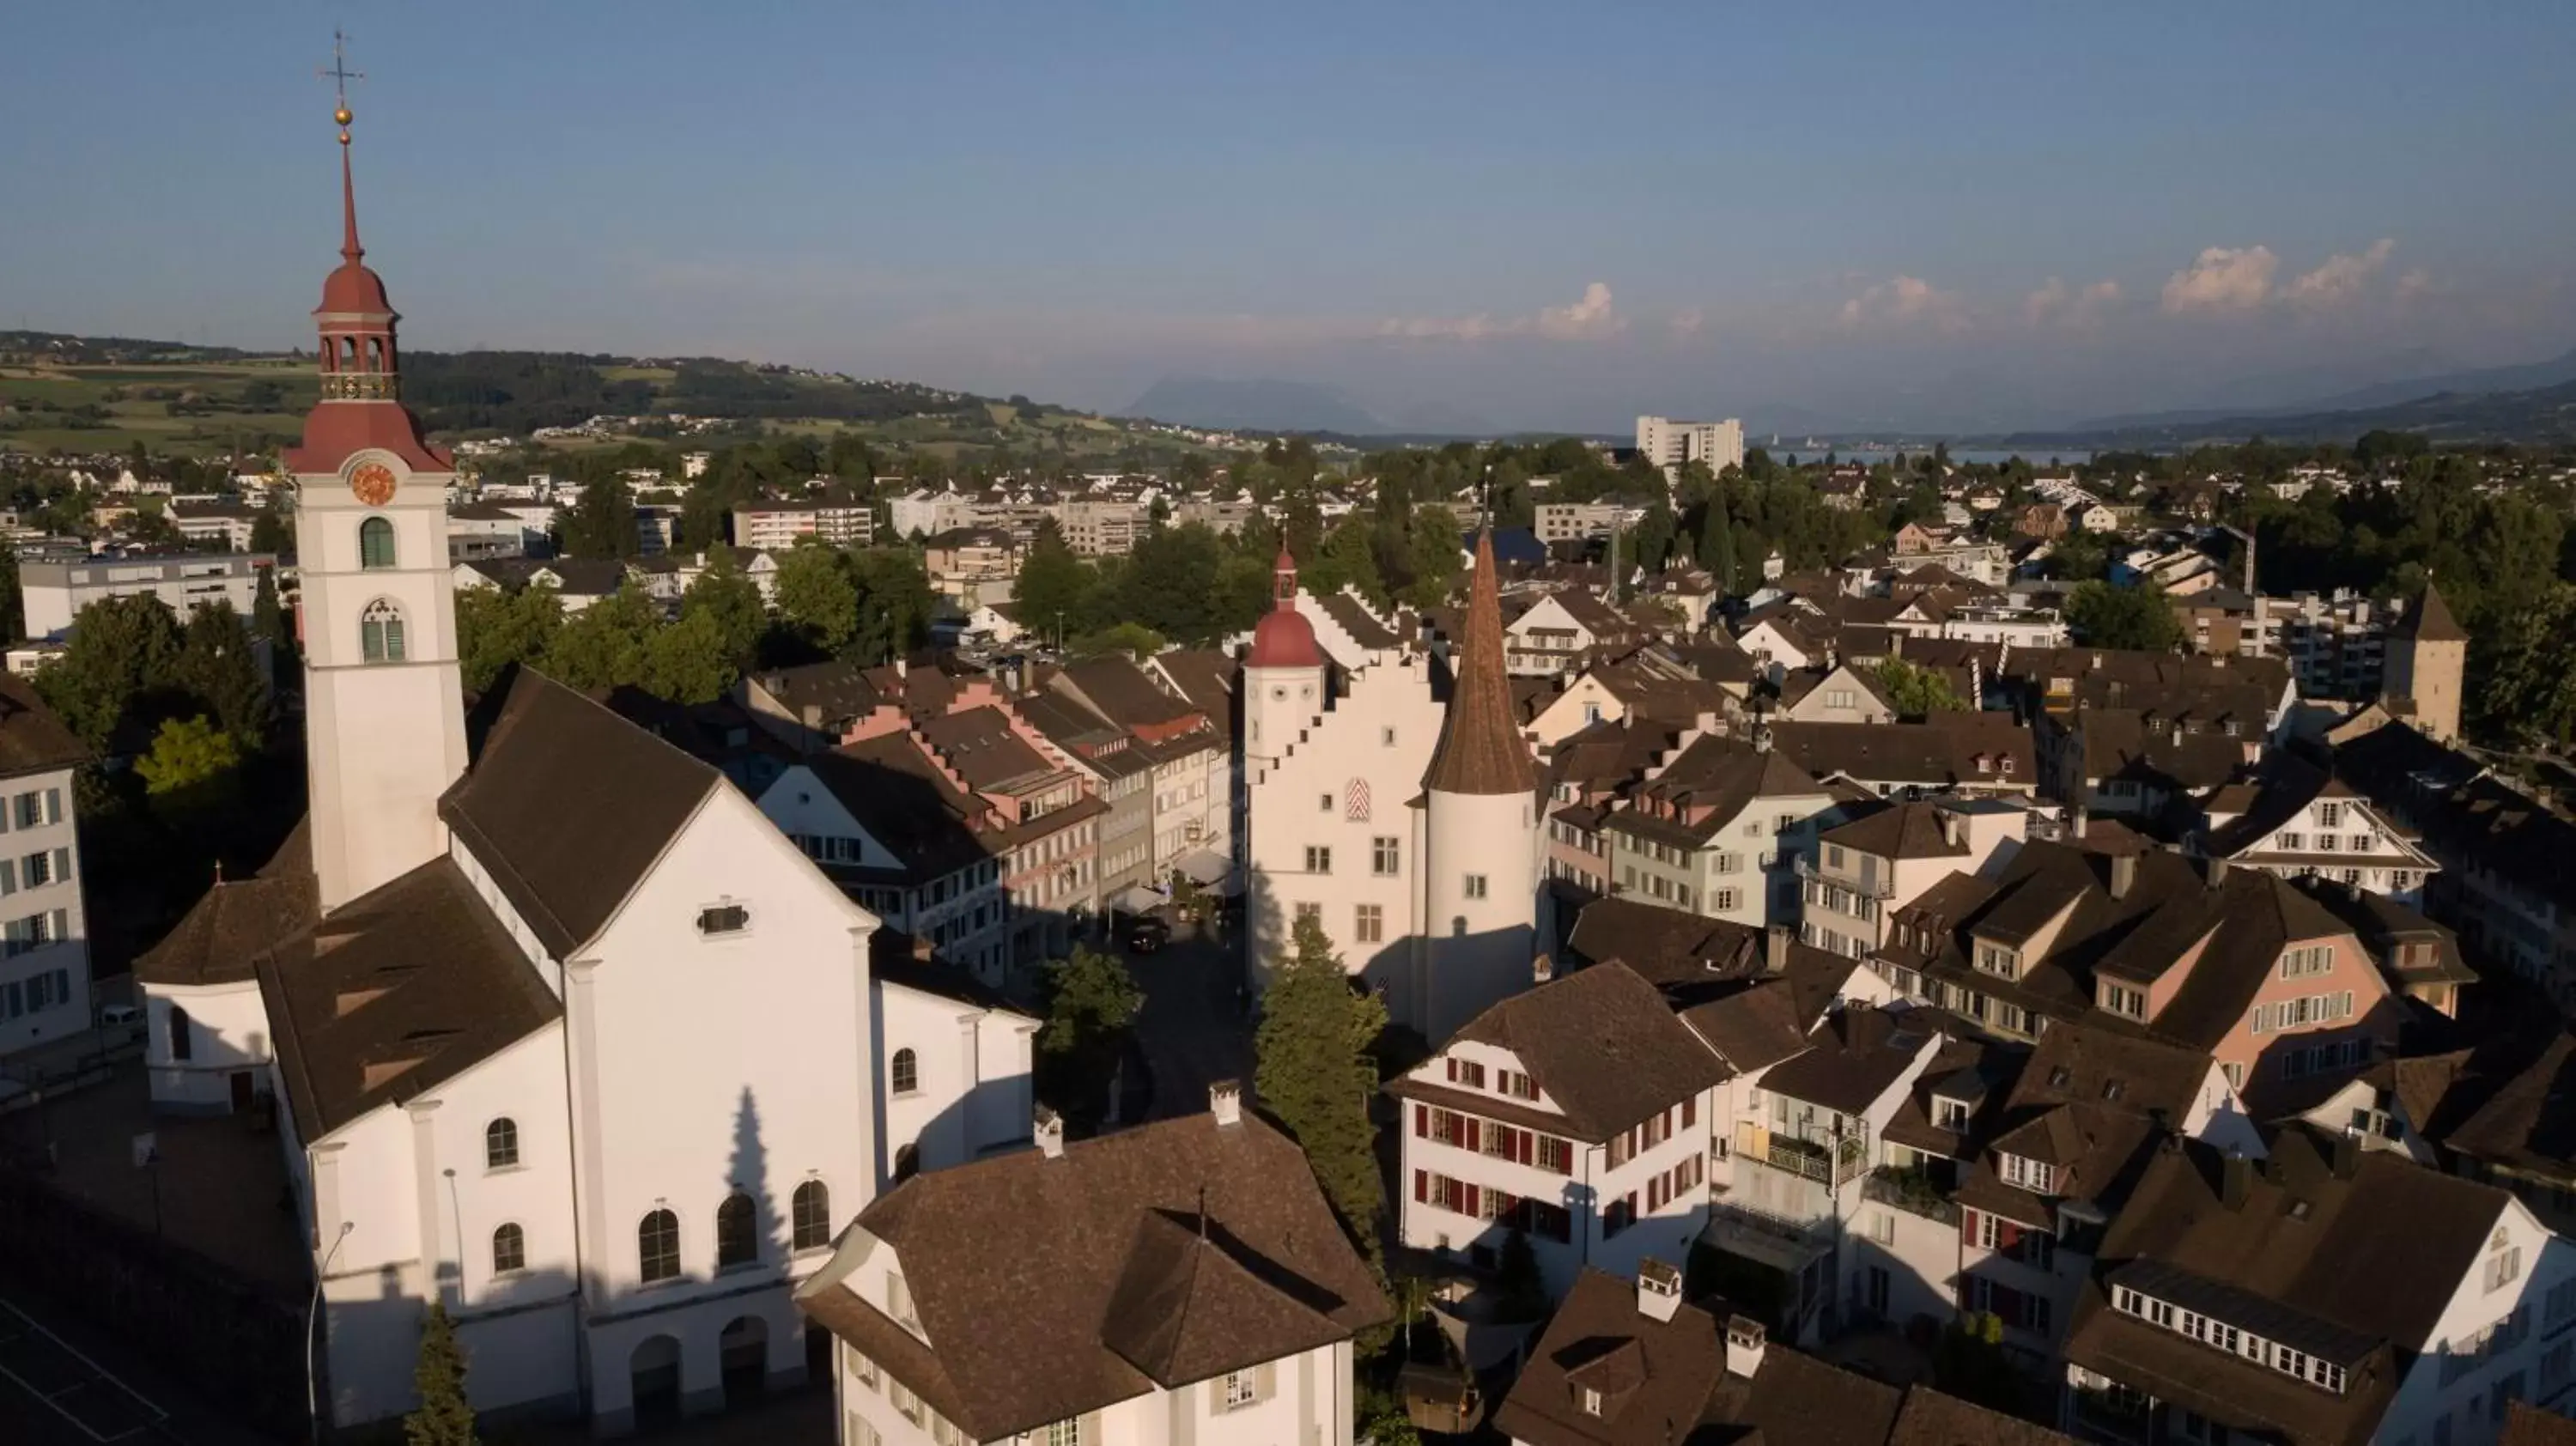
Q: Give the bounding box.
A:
[1424,531,1538,796]
[1489,1269,1726,1446]
[2397,581,2467,643]
[2442,1030,2576,1182]
[1820,800,1971,861]
[440,669,720,958]
[1312,590,1400,650]
[914,708,1055,792]
[2067,1127,2510,1446]
[2334,723,2576,927]
[806,1110,1387,1442]
[2069,707,2254,792]
[258,856,562,1141]
[1449,961,1733,1140]
[1760,1006,1934,1115]
[1886,1382,2076,1446]
[0,673,87,779]
[135,867,319,987]
[750,659,887,723]
[1055,658,1197,731]
[809,734,994,882]
[2503,1403,2576,1446]
[1151,648,1236,722]
[1770,715,2035,789]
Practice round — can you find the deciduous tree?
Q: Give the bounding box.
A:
[1036,945,1145,1136]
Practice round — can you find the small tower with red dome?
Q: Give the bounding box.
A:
[1243,549,1326,776]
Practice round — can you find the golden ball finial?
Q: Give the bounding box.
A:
[335,106,353,126]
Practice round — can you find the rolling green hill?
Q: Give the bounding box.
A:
[0,331,1218,467]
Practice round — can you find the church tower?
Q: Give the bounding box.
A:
[1418,530,1541,1039]
[285,82,470,913]
[1242,549,1326,776]
[2384,580,2468,744]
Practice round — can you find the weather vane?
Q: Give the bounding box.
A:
[319,28,364,144]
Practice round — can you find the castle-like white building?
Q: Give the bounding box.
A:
[134,104,1028,1436]
[1242,538,1545,1042]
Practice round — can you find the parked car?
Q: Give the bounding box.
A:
[1123,914,1171,955]
[98,1002,142,1036]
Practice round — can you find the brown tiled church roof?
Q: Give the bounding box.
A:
[1423,530,1537,796]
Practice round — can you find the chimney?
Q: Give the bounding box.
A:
[2208,856,2229,888]
[1034,1105,1065,1159]
[1637,1258,1684,1323]
[2221,1151,2251,1211]
[2108,850,2136,901]
[1724,1315,1767,1377]
[1765,925,1790,975]
[896,656,909,679]
[2071,803,2090,844]
[1209,1078,1242,1127]
[2329,1127,2360,1178]
[1938,807,1965,849]
[1532,953,1555,985]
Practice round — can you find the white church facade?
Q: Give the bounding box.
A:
[1242,540,1546,1042]
[135,107,1024,1437]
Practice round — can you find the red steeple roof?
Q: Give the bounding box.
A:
[284,88,448,476]
[1248,547,1322,669]
[1423,530,1535,796]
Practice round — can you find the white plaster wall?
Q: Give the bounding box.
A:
[1247,659,1443,989]
[297,452,470,912]
[2381,1200,2573,1446]
[143,979,270,1109]
[872,981,1035,1187]
[1423,788,1541,1043]
[576,787,875,1303]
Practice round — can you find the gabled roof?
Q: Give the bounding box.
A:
[1760,1006,1935,1115]
[2066,1127,2512,1446]
[258,854,562,1142]
[1769,715,2034,789]
[1440,961,1733,1141]
[440,668,720,958]
[0,672,88,780]
[1488,1269,1728,1446]
[1820,799,1971,861]
[805,1110,1387,1443]
[806,732,994,882]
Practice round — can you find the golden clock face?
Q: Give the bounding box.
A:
[349,462,398,507]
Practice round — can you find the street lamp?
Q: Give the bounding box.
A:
[309,1219,355,1444]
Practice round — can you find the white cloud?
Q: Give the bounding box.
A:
[2393,267,2437,307]
[2160,245,2280,314]
[1668,307,1709,339]
[1377,281,1625,343]
[2025,276,2124,327]
[1835,275,1966,332]
[2285,238,2397,307]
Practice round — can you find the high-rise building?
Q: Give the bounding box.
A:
[1635,415,1746,478]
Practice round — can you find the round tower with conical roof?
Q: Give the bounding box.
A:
[1418,530,1542,1039]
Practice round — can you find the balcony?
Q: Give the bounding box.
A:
[1861,1166,1959,1226]
[1793,854,1895,898]
[1735,1121,1868,1187]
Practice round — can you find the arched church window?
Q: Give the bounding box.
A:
[361,599,406,664]
[359,517,396,570]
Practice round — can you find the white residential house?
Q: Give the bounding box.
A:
[797,1089,1388,1446]
[1393,963,1728,1298]
[0,677,92,1057]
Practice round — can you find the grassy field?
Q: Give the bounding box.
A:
[3,350,1219,466]
[0,359,313,455]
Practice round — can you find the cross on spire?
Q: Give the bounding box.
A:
[319,28,365,134]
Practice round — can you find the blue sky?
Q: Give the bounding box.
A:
[5,2,2573,432]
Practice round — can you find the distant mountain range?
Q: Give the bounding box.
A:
[2063,347,2576,434]
[1126,376,1504,439]
[1984,370,2576,451]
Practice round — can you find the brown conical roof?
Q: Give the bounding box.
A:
[1423,530,1536,796]
[2399,580,2468,644]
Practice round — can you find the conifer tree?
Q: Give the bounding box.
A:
[1254,916,1388,1254]
[404,1301,478,1446]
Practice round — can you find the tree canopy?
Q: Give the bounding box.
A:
[1255,916,1389,1258]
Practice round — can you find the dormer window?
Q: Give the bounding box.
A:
[2100,981,2147,1020]
[1976,942,2020,981]
[1935,1097,1971,1131]
[2000,1153,2055,1193]
[1581,1386,1604,1416]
